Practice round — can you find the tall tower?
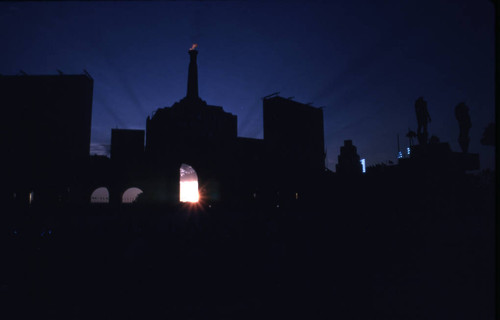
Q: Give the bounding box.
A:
[186,44,199,100]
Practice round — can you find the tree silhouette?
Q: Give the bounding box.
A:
[406,129,417,147]
[480,122,495,146]
[415,97,431,145]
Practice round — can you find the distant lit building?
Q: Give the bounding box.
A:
[399,142,479,172]
[360,158,366,173]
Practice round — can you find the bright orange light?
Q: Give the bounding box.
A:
[189,43,198,51]
[180,181,200,203]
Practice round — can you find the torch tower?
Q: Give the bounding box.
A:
[186,44,199,100]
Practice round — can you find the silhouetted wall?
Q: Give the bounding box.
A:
[111,129,145,165]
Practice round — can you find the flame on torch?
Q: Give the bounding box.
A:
[189,43,198,51]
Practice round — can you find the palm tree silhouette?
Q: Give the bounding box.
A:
[406,129,417,147]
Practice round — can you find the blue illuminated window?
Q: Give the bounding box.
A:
[360,158,366,173]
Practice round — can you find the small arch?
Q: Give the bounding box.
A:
[180,163,199,203]
[122,187,143,204]
[90,187,110,203]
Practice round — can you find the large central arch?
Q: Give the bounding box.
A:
[179,163,199,203]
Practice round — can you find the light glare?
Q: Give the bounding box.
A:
[180,181,199,202]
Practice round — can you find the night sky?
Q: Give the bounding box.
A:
[0,1,495,171]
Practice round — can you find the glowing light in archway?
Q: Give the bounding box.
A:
[180,164,199,203]
[122,187,143,203]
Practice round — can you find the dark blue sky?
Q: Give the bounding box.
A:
[0,1,495,170]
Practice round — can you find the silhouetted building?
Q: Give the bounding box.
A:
[1,73,93,205]
[146,48,237,158]
[144,48,238,204]
[336,140,362,175]
[263,96,325,193]
[234,137,265,201]
[137,49,326,205]
[400,142,479,173]
[111,129,145,165]
[400,97,479,174]
[93,48,327,206]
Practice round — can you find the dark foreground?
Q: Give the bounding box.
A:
[1,173,495,319]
